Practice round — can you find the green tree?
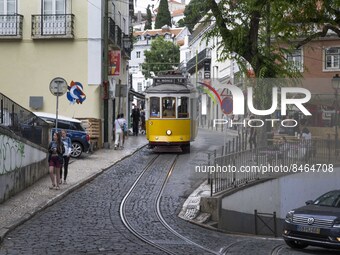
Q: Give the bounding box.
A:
[145,5,152,30]
[142,37,180,78]
[177,18,185,28]
[154,0,172,29]
[205,0,340,144]
[206,0,340,79]
[182,0,207,32]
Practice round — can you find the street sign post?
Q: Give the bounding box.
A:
[49,77,68,130]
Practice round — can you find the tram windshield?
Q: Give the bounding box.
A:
[177,97,189,118]
[162,97,176,118]
[150,97,160,118]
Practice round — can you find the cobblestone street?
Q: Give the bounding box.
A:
[0,129,338,255]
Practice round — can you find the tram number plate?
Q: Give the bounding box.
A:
[297,225,320,234]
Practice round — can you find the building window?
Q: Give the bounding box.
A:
[43,0,66,15]
[137,82,142,92]
[287,48,303,72]
[325,47,340,70]
[0,0,22,37]
[0,0,16,14]
[136,51,141,58]
[31,0,71,37]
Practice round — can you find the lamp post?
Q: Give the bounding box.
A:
[332,74,340,154]
[123,35,132,49]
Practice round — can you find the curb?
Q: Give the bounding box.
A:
[0,144,147,244]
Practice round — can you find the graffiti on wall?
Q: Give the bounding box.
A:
[0,134,25,174]
[0,134,45,175]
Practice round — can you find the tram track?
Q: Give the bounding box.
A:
[270,244,286,255]
[119,153,220,255]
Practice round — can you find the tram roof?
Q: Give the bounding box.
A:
[145,83,196,94]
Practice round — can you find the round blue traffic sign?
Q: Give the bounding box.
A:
[221,96,233,115]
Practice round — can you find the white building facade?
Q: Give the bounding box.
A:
[129,26,190,97]
[179,22,240,130]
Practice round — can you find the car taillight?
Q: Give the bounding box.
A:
[86,134,90,141]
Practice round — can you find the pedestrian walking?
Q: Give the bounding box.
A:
[140,109,146,134]
[48,132,65,190]
[301,127,312,160]
[114,113,126,149]
[279,136,290,162]
[131,107,140,136]
[60,129,72,184]
[249,116,257,149]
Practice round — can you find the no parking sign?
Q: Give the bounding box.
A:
[221,96,233,115]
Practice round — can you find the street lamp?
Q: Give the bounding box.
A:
[332,74,340,154]
[123,35,132,49]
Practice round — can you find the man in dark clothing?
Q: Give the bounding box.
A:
[131,107,140,136]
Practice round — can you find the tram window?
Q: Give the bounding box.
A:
[162,97,176,118]
[150,97,160,118]
[178,97,189,118]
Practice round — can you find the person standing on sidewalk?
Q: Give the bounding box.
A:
[131,106,140,136]
[60,129,72,184]
[249,115,257,149]
[48,132,64,190]
[114,114,126,149]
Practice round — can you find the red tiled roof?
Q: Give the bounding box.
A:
[168,0,185,5]
[172,8,185,16]
[133,28,184,37]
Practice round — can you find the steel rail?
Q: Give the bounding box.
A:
[119,154,176,254]
[120,154,220,254]
[155,155,220,255]
[270,244,286,255]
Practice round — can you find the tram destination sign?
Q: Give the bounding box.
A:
[154,77,186,86]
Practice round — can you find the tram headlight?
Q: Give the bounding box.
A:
[166,130,172,136]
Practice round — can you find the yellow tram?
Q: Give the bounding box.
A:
[145,72,198,152]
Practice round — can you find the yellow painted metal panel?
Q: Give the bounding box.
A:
[146,119,191,142]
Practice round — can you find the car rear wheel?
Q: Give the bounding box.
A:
[285,239,308,249]
[71,142,83,158]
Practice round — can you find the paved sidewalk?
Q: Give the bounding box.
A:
[0,135,147,243]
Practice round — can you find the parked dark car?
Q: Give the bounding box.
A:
[34,112,90,158]
[283,190,340,250]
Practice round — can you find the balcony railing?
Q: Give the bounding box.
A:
[116,25,122,48]
[31,14,74,39]
[186,48,211,73]
[0,14,23,39]
[108,18,116,45]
